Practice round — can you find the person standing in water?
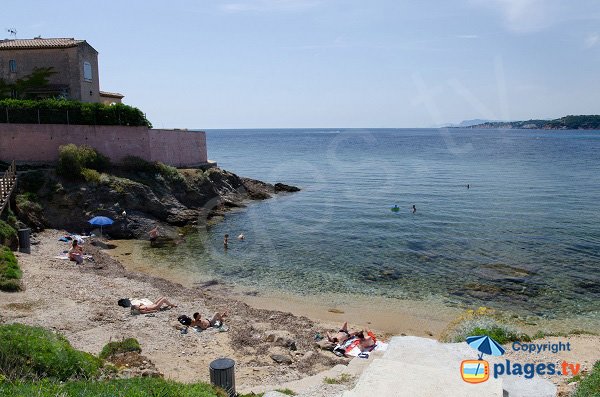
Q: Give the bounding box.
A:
[467,184,470,189]
[412,205,417,214]
[224,234,229,249]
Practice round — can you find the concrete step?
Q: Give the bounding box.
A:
[342,359,504,397]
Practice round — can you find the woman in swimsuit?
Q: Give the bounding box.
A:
[130,297,177,314]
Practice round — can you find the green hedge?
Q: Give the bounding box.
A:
[0,99,151,127]
[0,245,20,292]
[0,324,102,381]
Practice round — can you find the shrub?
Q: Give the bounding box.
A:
[441,307,530,344]
[0,220,17,246]
[0,324,102,381]
[81,168,102,184]
[0,245,21,292]
[0,378,226,396]
[18,170,46,193]
[156,162,184,183]
[120,156,184,183]
[574,360,600,397]
[57,144,111,179]
[99,338,141,360]
[121,156,156,173]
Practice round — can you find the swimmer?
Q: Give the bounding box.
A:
[237,234,245,241]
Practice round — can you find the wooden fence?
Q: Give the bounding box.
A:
[0,160,17,216]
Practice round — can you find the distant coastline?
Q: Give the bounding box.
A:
[455,115,600,130]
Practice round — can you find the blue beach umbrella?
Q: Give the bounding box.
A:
[88,216,114,237]
[466,335,505,378]
[466,335,506,358]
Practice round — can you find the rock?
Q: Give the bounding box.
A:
[265,331,297,350]
[13,167,298,239]
[270,354,293,365]
[274,183,300,193]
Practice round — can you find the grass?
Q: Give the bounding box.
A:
[323,373,353,384]
[0,220,17,246]
[574,360,600,397]
[0,324,102,381]
[99,338,142,360]
[275,388,297,395]
[0,378,226,397]
[0,245,21,292]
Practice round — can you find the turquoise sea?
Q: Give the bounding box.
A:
[154,129,600,320]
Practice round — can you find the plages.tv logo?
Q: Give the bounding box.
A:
[460,335,504,384]
[461,335,581,383]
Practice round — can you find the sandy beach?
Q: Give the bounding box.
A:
[2,229,598,395]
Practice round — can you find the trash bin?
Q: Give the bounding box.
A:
[209,358,235,397]
[18,228,31,254]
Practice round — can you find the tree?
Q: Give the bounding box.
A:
[0,67,56,99]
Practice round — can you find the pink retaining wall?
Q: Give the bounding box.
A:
[0,124,207,167]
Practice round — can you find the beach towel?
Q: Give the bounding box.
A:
[334,334,388,358]
[54,254,93,260]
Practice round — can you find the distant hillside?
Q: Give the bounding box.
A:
[467,115,600,130]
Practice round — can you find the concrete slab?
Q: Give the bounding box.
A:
[343,359,504,397]
[501,376,557,397]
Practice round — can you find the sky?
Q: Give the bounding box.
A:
[3,0,600,128]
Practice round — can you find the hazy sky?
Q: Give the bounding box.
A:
[3,0,600,128]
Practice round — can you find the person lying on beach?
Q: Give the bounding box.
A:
[332,328,378,357]
[327,322,355,344]
[190,311,228,330]
[68,240,84,265]
[118,297,177,314]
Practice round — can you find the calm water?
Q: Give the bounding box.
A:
[159,129,600,319]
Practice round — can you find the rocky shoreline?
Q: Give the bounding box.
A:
[12,166,299,241]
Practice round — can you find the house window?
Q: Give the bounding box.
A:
[83,61,92,81]
[9,60,16,72]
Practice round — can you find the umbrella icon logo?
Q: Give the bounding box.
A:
[461,335,505,384]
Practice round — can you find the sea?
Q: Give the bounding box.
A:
[135,129,600,323]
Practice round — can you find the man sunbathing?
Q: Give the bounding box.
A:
[190,311,228,330]
[127,297,177,314]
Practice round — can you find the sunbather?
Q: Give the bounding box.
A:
[191,311,228,330]
[119,297,177,314]
[327,322,356,344]
[68,240,84,265]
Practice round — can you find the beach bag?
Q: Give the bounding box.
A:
[178,315,192,326]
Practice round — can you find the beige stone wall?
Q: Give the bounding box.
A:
[0,124,207,167]
[0,42,100,102]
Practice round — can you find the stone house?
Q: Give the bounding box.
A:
[0,37,123,103]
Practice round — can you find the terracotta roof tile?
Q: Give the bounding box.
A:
[0,38,87,50]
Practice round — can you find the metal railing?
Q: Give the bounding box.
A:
[0,160,17,215]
